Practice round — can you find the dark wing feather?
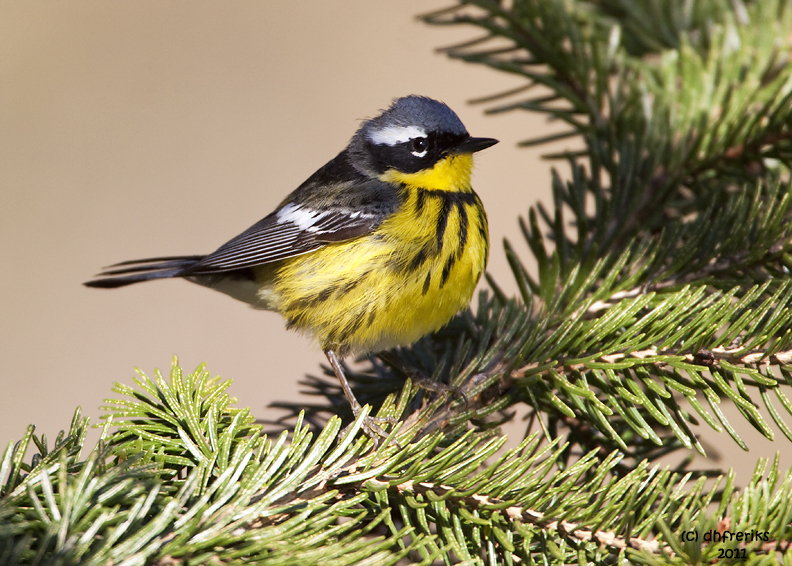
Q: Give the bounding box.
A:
[86,150,402,286]
[184,151,402,273]
[184,207,378,273]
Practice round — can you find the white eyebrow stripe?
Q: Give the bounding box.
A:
[276,203,329,232]
[368,125,426,146]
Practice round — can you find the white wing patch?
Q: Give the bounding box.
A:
[368,125,426,146]
[276,203,330,233]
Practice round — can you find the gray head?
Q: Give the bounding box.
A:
[348,95,498,176]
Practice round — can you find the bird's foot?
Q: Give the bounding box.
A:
[410,375,469,409]
[342,402,398,448]
[377,351,469,409]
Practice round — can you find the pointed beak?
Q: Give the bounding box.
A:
[451,136,499,154]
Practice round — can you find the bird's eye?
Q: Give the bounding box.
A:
[411,137,428,157]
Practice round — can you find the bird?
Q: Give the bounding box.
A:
[85,95,498,440]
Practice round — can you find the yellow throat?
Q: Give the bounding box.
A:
[380,154,475,192]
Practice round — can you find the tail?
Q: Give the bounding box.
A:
[84,255,205,288]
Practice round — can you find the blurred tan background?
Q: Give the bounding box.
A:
[1,1,788,484]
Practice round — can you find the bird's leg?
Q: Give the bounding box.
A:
[324,349,397,443]
[377,351,469,408]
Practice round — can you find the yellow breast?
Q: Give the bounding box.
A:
[264,154,489,354]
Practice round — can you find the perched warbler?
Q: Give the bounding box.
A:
[86,95,497,438]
